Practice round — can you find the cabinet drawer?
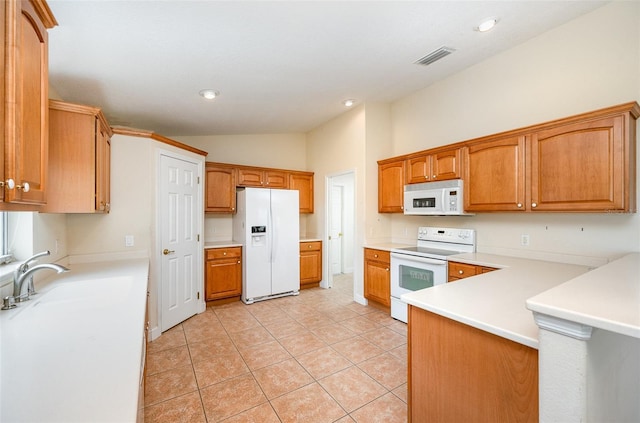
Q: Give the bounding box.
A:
[206,247,241,260]
[300,241,321,252]
[364,248,390,263]
[448,261,478,280]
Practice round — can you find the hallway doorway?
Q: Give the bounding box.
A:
[325,171,355,293]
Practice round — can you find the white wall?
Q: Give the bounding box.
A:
[175,133,311,242]
[389,1,640,262]
[307,105,367,299]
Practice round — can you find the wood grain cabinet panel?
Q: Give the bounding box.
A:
[378,160,405,213]
[237,167,288,188]
[448,261,497,282]
[406,148,462,184]
[205,247,242,301]
[289,171,314,213]
[409,306,538,422]
[530,115,632,212]
[364,248,391,307]
[44,100,113,213]
[300,241,322,288]
[464,135,527,212]
[1,1,57,208]
[205,164,236,213]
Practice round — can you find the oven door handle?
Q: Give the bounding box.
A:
[391,253,447,266]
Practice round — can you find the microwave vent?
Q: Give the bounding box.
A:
[414,46,455,66]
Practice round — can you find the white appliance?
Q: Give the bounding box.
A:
[233,188,300,304]
[390,226,476,322]
[404,179,471,215]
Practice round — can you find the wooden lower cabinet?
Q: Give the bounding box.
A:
[205,247,242,301]
[448,261,497,282]
[300,241,322,288]
[364,248,390,307]
[408,306,538,422]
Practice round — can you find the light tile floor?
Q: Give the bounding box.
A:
[144,274,408,423]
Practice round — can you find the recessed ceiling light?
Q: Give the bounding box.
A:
[343,99,355,107]
[476,18,498,32]
[199,89,219,100]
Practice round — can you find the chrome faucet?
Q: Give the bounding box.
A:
[12,251,70,302]
[14,251,51,297]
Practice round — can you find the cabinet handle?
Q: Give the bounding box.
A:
[433,175,437,179]
[532,202,538,208]
[223,252,227,255]
[517,203,522,208]
[374,254,378,258]
[385,268,389,271]
[308,245,312,248]
[458,270,464,274]
[0,179,15,189]
[237,260,241,264]
[16,182,29,192]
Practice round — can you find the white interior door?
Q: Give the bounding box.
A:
[330,185,343,274]
[160,154,200,331]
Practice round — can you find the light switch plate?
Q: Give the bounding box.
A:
[125,235,134,247]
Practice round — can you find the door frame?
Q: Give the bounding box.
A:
[323,169,356,291]
[154,148,205,337]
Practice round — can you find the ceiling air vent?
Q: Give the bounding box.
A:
[414,46,456,66]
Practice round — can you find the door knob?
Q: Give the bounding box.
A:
[163,249,175,255]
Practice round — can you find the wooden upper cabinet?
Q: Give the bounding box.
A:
[205,164,236,213]
[44,100,113,213]
[530,115,632,212]
[289,171,314,213]
[464,135,527,212]
[378,159,405,213]
[237,167,288,188]
[1,1,57,207]
[406,148,462,184]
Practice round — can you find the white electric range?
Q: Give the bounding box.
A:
[389,226,476,322]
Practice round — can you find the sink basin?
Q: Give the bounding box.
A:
[7,276,133,322]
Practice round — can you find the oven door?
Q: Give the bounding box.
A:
[390,253,447,322]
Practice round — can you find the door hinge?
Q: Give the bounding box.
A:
[197,234,200,242]
[197,291,200,300]
[197,176,200,184]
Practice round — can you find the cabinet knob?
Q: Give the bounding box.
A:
[385,268,389,271]
[237,260,241,264]
[16,182,30,192]
[374,254,378,258]
[458,270,464,274]
[223,252,227,255]
[532,202,538,208]
[517,203,522,208]
[0,179,15,189]
[433,175,437,179]
[308,245,312,248]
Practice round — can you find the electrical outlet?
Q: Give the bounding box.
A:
[521,234,530,246]
[125,235,134,247]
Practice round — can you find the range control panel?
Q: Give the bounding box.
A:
[418,226,475,244]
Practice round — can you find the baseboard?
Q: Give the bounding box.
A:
[353,293,367,305]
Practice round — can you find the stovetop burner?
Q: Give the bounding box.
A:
[391,226,476,259]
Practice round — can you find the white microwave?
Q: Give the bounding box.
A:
[403,179,470,215]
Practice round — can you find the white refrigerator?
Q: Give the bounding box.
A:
[233,188,300,304]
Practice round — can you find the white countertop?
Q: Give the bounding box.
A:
[401,253,591,349]
[527,252,640,339]
[0,258,149,423]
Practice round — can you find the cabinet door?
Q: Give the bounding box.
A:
[95,120,111,212]
[0,3,5,203]
[3,1,53,205]
[530,115,628,211]
[289,172,314,213]
[237,168,264,187]
[364,249,390,307]
[378,160,405,213]
[264,170,288,188]
[432,148,462,181]
[300,242,322,285]
[464,136,527,212]
[205,165,236,213]
[205,248,242,300]
[405,155,430,184]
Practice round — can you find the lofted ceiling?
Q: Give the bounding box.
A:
[47,1,606,137]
